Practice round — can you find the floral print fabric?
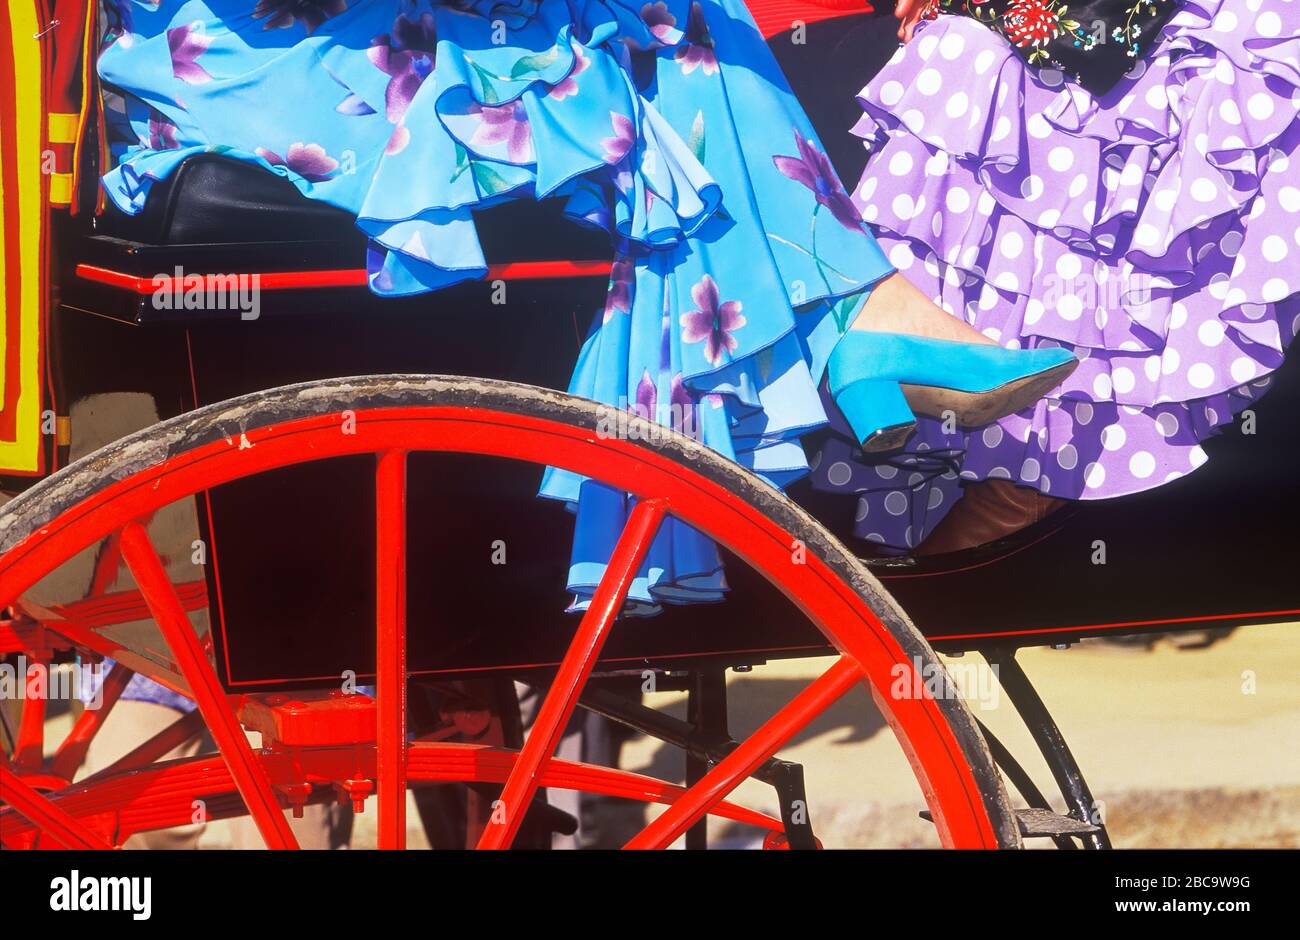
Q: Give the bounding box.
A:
[99,0,893,611]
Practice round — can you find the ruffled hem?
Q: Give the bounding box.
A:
[814,0,1300,549]
[99,0,893,605]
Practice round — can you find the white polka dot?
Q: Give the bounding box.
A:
[1257,11,1281,36]
[1075,401,1094,425]
[902,109,925,132]
[1084,462,1106,489]
[1048,146,1074,172]
[1248,93,1275,121]
[1262,277,1290,302]
[1189,445,1209,469]
[1057,443,1078,470]
[917,69,942,96]
[927,486,945,510]
[1021,175,1043,200]
[888,243,914,269]
[1262,235,1289,262]
[1230,357,1257,383]
[1069,173,1090,198]
[1058,295,1083,320]
[1038,208,1061,229]
[879,81,904,107]
[876,463,899,480]
[946,188,970,213]
[1198,319,1226,346]
[1024,297,1045,325]
[917,32,940,60]
[892,193,915,219]
[1129,451,1156,479]
[983,424,1004,448]
[1112,367,1136,395]
[1135,223,1162,246]
[991,115,1011,142]
[1155,412,1179,438]
[1018,458,1041,482]
[1278,186,1300,213]
[939,32,966,60]
[1145,84,1168,109]
[1188,362,1216,389]
[1056,255,1082,280]
[1219,99,1242,124]
[827,461,853,486]
[1101,423,1127,450]
[1162,346,1181,375]
[946,92,970,120]
[988,466,1011,480]
[884,491,909,516]
[994,271,1019,291]
[926,151,949,177]
[889,151,914,176]
[1190,178,1218,203]
[1027,114,1052,140]
[1094,373,1113,397]
[974,49,995,74]
[1000,231,1024,258]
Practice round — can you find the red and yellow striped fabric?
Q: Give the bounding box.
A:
[0,0,52,475]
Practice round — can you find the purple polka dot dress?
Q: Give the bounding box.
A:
[812,0,1300,552]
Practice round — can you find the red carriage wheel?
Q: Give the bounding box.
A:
[0,376,1019,849]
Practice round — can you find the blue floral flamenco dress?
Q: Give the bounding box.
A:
[99,0,894,613]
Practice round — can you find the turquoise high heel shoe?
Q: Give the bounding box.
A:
[827,332,1078,452]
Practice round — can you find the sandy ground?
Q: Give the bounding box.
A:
[600,621,1300,848]
[34,622,1299,848]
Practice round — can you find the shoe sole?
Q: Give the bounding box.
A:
[901,359,1078,428]
[859,420,917,454]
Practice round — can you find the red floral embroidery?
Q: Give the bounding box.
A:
[1001,0,1063,48]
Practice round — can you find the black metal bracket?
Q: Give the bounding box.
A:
[580,672,819,849]
[981,649,1112,849]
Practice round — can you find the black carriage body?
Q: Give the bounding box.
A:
[39,14,1300,691]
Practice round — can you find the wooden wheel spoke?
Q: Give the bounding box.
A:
[118,521,299,849]
[0,762,112,850]
[48,660,134,781]
[476,498,668,850]
[13,680,45,770]
[375,450,408,850]
[624,657,863,850]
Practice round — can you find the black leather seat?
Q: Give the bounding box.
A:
[93,152,612,264]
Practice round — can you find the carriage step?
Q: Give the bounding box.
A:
[918,807,1100,838]
[1013,807,1101,837]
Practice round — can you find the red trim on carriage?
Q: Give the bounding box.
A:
[75,260,612,294]
[745,0,875,37]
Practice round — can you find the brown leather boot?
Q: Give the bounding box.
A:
[915,479,1065,556]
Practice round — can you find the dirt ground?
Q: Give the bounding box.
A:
[602,621,1300,848]
[351,620,1300,849]
[37,622,1298,848]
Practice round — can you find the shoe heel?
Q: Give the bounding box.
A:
[834,378,916,452]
